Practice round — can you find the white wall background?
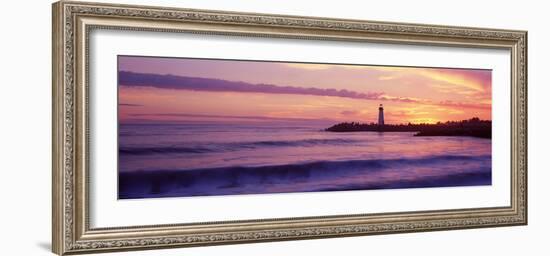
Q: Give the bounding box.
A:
[0,0,547,255]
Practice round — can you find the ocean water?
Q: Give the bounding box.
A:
[118,123,491,199]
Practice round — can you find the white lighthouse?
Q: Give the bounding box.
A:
[378,104,384,126]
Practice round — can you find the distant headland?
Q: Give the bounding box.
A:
[325,117,491,139]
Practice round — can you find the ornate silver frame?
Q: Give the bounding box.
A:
[52,1,527,255]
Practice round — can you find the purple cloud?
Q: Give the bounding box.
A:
[119,71,384,101]
[340,110,359,116]
[436,100,491,110]
[119,103,143,107]
[129,113,332,122]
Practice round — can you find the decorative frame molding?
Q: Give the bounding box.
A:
[52,1,527,255]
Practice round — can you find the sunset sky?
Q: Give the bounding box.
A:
[118,56,492,125]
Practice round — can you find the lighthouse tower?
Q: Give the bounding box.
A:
[378,104,385,126]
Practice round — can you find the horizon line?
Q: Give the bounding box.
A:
[120,113,491,125]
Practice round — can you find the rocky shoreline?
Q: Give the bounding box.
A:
[325,117,491,139]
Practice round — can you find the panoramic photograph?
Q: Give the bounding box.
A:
[117,55,492,199]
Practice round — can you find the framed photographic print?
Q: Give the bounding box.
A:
[52,1,527,255]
